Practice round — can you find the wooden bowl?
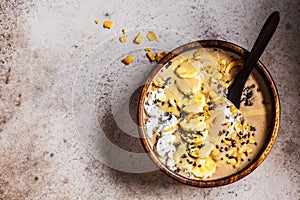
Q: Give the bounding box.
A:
[137,40,280,187]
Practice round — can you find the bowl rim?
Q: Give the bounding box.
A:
[137,39,280,187]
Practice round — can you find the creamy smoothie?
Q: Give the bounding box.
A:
[142,48,272,180]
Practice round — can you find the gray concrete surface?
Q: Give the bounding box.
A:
[0,0,299,199]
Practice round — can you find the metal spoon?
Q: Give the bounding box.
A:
[227,11,280,108]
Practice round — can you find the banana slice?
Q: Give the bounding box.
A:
[225,59,244,74]
[187,58,202,69]
[207,106,227,143]
[173,143,186,164]
[163,86,184,107]
[159,102,180,117]
[179,113,207,132]
[188,147,200,158]
[182,103,203,114]
[198,141,214,159]
[175,60,199,78]
[180,132,194,144]
[190,156,216,178]
[180,131,207,144]
[182,93,206,113]
[176,77,201,95]
[186,141,214,159]
[159,87,182,117]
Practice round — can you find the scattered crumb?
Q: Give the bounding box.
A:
[62,177,69,184]
[119,35,127,43]
[122,28,128,34]
[134,32,143,44]
[145,50,168,62]
[103,20,114,29]
[146,52,155,62]
[155,51,167,62]
[122,55,133,65]
[147,31,159,41]
[95,20,164,63]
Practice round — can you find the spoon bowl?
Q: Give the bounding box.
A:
[227,11,280,108]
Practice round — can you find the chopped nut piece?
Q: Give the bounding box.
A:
[193,50,202,58]
[147,31,159,41]
[153,77,164,87]
[146,52,155,61]
[227,158,237,165]
[103,21,114,29]
[205,66,214,74]
[145,47,151,52]
[155,52,167,62]
[122,28,128,34]
[134,33,143,44]
[244,147,253,154]
[122,55,133,65]
[219,59,226,66]
[213,72,223,80]
[218,60,227,73]
[119,35,127,43]
[230,105,238,115]
[249,138,256,144]
[209,90,218,99]
[95,19,100,24]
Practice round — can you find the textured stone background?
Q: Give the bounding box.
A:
[0,0,299,199]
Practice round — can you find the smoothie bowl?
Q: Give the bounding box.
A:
[137,40,280,187]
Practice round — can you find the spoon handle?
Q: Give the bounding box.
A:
[227,11,280,108]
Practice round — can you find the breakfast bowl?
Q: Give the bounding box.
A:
[137,40,280,187]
